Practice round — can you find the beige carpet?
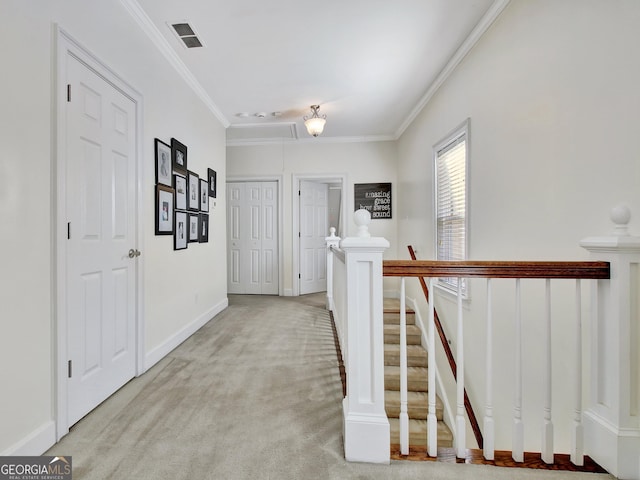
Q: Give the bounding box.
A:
[47,294,613,480]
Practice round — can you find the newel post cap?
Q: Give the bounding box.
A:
[354,208,371,238]
[610,204,631,236]
[580,205,640,252]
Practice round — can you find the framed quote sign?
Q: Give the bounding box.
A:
[354,183,392,219]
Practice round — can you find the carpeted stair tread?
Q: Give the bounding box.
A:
[384,324,422,345]
[384,365,429,392]
[384,390,443,420]
[384,344,428,367]
[389,418,454,448]
[383,298,415,325]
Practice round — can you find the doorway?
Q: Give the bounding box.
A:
[56,30,143,438]
[293,175,346,296]
[226,181,279,294]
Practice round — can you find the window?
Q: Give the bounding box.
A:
[434,120,468,295]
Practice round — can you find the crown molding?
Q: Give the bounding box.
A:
[394,0,512,139]
[119,0,229,127]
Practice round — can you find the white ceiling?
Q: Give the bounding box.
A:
[128,0,505,144]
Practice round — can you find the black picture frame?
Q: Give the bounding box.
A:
[200,178,209,212]
[188,213,199,243]
[174,210,188,250]
[155,184,175,235]
[187,170,200,211]
[199,213,209,243]
[171,138,187,175]
[155,139,172,186]
[174,173,187,211]
[207,168,217,198]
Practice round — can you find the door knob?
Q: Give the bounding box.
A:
[128,249,141,258]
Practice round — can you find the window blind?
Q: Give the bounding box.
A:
[435,131,467,293]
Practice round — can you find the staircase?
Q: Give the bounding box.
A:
[384,298,453,449]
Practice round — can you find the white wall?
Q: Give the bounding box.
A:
[227,141,398,295]
[396,0,640,453]
[0,0,227,454]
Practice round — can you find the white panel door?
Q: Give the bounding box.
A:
[66,54,137,425]
[227,183,243,294]
[299,181,328,295]
[226,182,278,294]
[261,183,278,295]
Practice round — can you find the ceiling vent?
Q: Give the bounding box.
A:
[169,22,203,49]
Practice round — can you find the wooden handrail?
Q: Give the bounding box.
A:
[404,246,483,450]
[383,260,610,279]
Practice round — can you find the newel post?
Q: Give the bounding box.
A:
[341,209,390,463]
[326,227,340,311]
[581,205,640,480]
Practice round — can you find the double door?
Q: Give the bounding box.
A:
[227,182,278,294]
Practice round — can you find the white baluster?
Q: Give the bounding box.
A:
[456,278,466,458]
[484,278,495,460]
[399,277,409,454]
[571,279,584,466]
[325,227,340,311]
[427,277,438,457]
[542,278,554,463]
[513,278,524,462]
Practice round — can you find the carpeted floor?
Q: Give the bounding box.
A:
[47,294,614,480]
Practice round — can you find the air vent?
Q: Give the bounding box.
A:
[170,22,203,49]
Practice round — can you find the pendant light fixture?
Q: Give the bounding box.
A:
[303,105,326,137]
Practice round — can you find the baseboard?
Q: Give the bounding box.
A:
[0,420,56,456]
[283,288,293,297]
[144,297,228,371]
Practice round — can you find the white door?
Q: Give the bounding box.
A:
[65,54,137,425]
[299,181,328,294]
[227,181,278,294]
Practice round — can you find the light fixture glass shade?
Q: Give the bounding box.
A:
[303,105,326,137]
[304,116,326,137]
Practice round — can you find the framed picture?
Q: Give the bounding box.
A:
[174,211,188,250]
[155,184,175,235]
[199,213,209,243]
[155,139,172,186]
[174,174,187,211]
[200,178,209,212]
[171,138,187,175]
[188,213,199,243]
[207,168,217,198]
[187,170,200,211]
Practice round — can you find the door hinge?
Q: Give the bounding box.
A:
[67,222,71,240]
[67,84,71,102]
[68,360,72,378]
[298,190,301,196]
[298,232,301,238]
[299,273,301,279]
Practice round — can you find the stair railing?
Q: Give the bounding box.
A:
[383,258,610,462]
[327,207,639,478]
[406,245,484,451]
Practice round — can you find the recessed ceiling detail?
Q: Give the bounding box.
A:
[169,21,203,48]
[226,123,298,145]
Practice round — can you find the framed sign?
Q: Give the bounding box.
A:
[354,183,392,219]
